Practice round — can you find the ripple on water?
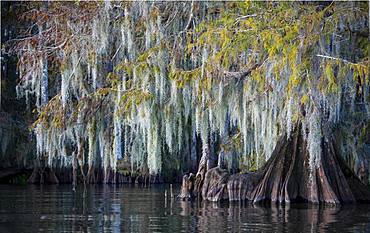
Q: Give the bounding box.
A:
[0,184,369,232]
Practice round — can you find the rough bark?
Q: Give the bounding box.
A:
[178,173,195,200]
[201,167,229,201]
[227,172,262,201]
[181,124,370,204]
[194,142,210,197]
[250,124,368,204]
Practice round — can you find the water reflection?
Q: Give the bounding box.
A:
[0,184,369,232]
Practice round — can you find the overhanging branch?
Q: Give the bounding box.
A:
[222,59,267,79]
[316,54,367,68]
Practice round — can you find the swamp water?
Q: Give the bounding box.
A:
[0,184,369,232]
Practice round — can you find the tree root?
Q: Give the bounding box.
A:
[181,125,370,204]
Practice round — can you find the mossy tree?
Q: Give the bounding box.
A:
[7,1,370,196]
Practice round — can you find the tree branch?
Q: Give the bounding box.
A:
[222,59,267,79]
[316,54,367,68]
[234,14,257,25]
[184,1,194,31]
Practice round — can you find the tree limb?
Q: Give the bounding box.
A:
[222,59,267,79]
[184,1,194,31]
[316,54,367,68]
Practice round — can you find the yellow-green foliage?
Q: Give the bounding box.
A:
[169,67,202,88]
[185,1,368,99]
[119,89,152,114]
[19,1,369,176]
[33,95,64,129]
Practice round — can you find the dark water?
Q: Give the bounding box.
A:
[0,185,370,233]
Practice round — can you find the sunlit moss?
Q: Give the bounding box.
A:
[12,1,370,180]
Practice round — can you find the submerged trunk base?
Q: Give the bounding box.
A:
[181,125,370,204]
[28,167,59,184]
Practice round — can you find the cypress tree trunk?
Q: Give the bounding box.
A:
[194,142,211,197]
[182,124,370,204]
[250,124,361,204]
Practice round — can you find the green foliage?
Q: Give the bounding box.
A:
[119,89,152,114]
[169,67,202,88]
[33,95,64,129]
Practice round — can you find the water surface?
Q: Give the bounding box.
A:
[0,184,369,232]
